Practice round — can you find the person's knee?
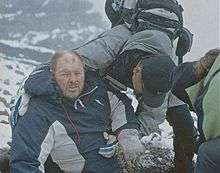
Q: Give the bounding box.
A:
[197,142,209,161]
[195,141,220,173]
[197,141,217,164]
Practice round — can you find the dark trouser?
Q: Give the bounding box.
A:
[82,150,121,173]
[45,150,121,173]
[166,104,195,173]
[195,138,220,173]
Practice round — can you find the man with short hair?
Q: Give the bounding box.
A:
[10,51,144,173]
[104,48,195,173]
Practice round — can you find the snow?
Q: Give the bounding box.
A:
[0,10,23,20]
[0,39,55,54]
[35,12,46,18]
[0,123,11,148]
[42,0,51,7]
[20,31,50,45]
[0,55,36,149]
[8,33,22,39]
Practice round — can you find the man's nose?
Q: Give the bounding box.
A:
[68,74,78,83]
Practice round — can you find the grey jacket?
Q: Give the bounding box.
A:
[75,24,177,73]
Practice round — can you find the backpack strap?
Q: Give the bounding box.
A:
[137,0,183,24]
[104,75,127,91]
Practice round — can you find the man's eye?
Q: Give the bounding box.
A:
[75,72,82,76]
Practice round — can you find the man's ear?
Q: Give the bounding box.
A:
[133,65,142,75]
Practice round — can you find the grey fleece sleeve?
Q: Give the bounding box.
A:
[107,89,139,133]
[74,24,131,71]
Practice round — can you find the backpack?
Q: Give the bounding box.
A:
[105,0,193,61]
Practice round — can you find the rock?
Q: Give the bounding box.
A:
[16,65,20,69]
[0,145,175,173]
[16,81,22,86]
[0,148,10,173]
[0,111,9,116]
[15,70,25,76]
[3,79,10,86]
[0,97,9,108]
[3,90,12,96]
[5,65,13,70]
[0,120,9,124]
[119,145,174,173]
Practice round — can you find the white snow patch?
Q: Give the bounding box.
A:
[20,31,50,45]
[0,39,54,54]
[0,55,37,148]
[51,28,62,39]
[87,0,111,27]
[8,33,22,39]
[68,26,104,43]
[51,26,104,43]
[140,121,173,149]
[35,12,46,18]
[0,123,11,148]
[42,0,51,7]
[0,10,23,20]
[0,55,36,103]
[70,21,77,26]
[18,53,24,58]
[5,4,13,8]
[68,30,83,42]
[0,53,40,66]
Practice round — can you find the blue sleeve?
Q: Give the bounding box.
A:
[24,64,62,98]
[172,61,198,91]
[172,62,198,110]
[10,99,53,173]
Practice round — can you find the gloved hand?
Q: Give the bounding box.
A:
[194,48,220,80]
[137,112,161,136]
[117,129,145,161]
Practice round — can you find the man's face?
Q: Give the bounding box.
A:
[54,53,85,100]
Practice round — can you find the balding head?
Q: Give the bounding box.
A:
[50,51,85,100]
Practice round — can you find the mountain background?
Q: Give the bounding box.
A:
[0,0,219,63]
[0,0,218,149]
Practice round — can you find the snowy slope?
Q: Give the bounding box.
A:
[0,54,38,148]
[0,0,107,63]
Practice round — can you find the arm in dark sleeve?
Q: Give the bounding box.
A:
[166,104,195,153]
[10,100,54,173]
[24,64,61,97]
[172,61,198,92]
[172,62,198,110]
